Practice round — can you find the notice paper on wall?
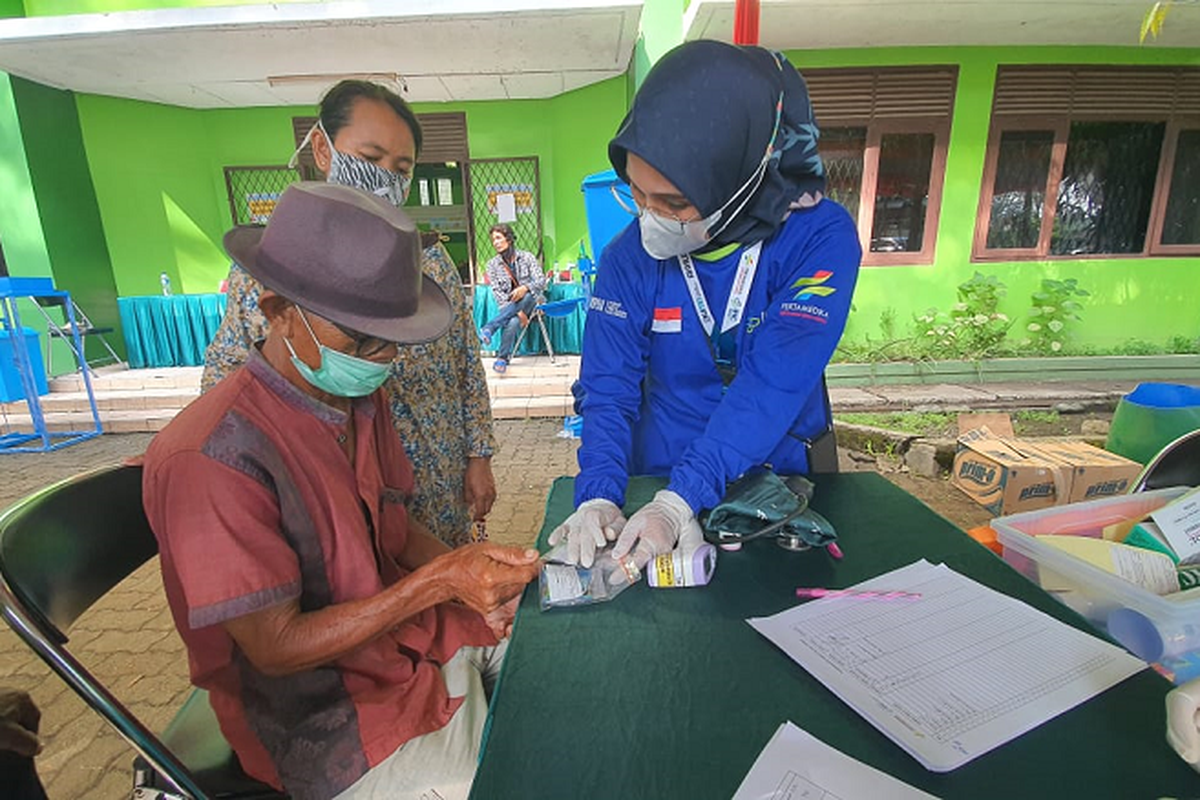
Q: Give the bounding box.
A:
[747,559,1145,772]
[495,192,518,223]
[436,178,454,206]
[731,721,936,800]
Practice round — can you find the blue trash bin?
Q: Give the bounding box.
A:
[581,169,635,260]
[0,327,49,403]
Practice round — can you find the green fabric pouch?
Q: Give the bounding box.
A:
[702,468,837,548]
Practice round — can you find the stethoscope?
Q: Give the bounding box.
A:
[701,474,828,552]
[702,506,815,551]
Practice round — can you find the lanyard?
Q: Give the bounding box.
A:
[677,241,763,338]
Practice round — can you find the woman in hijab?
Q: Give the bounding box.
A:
[550,41,861,570]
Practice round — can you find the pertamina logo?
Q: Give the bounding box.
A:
[779,270,837,324]
[790,270,836,301]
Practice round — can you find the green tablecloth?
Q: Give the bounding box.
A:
[471,473,1200,799]
[472,283,585,356]
[117,294,227,368]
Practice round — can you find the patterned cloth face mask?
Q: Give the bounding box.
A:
[290,120,412,207]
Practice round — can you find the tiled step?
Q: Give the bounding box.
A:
[0,408,177,434]
[1,388,198,415]
[2,356,581,433]
[48,365,202,393]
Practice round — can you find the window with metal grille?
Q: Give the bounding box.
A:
[974,66,1200,260]
[222,166,302,226]
[804,67,957,266]
[464,157,543,279]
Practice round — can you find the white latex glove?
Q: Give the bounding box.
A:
[676,516,705,558]
[611,490,694,574]
[547,499,627,568]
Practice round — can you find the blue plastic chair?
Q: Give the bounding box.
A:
[514,255,595,363]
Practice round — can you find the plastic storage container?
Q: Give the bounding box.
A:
[580,169,634,261]
[0,327,49,403]
[994,486,1196,661]
[1107,383,1200,465]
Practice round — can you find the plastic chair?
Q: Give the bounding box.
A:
[1128,428,1200,493]
[513,256,596,364]
[0,464,286,800]
[30,296,121,377]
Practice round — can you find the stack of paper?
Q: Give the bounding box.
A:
[748,560,1145,771]
[732,722,935,800]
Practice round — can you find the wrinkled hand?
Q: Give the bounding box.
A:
[463,457,496,520]
[547,499,627,568]
[612,490,694,574]
[436,543,540,618]
[0,688,41,758]
[482,595,521,640]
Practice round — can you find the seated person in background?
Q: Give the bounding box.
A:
[478,223,546,374]
[143,183,540,800]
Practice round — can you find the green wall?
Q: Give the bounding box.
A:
[23,0,310,14]
[0,73,122,367]
[784,45,1200,351]
[0,0,23,18]
[10,76,121,361]
[77,94,227,296]
[76,77,627,296]
[634,0,685,89]
[32,31,1200,352]
[0,73,51,282]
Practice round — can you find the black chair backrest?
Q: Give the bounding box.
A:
[1133,428,1200,493]
[0,465,154,641]
[0,463,283,799]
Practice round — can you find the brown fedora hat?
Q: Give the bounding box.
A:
[223,182,451,344]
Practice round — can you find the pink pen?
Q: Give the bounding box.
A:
[795,587,922,601]
[827,542,844,560]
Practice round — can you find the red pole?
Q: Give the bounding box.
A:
[733,0,760,45]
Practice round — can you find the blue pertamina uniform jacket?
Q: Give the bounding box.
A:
[573,199,862,513]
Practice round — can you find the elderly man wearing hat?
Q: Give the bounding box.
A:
[142,183,540,800]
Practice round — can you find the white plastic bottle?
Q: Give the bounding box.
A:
[646,543,718,588]
[160,272,172,297]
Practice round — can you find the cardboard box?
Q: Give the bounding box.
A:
[953,428,1071,516]
[1019,440,1142,503]
[952,428,1143,515]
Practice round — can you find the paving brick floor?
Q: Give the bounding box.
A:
[0,419,580,799]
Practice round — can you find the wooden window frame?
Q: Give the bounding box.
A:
[1146,117,1200,256]
[974,67,1200,261]
[807,65,957,268]
[852,117,950,267]
[972,117,1069,262]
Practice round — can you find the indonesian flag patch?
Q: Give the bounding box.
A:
[651,307,683,333]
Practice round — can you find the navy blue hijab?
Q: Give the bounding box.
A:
[609,40,825,249]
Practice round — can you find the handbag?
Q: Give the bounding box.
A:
[701,467,837,550]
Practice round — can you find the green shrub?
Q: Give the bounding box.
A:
[913,272,1011,360]
[1025,278,1088,355]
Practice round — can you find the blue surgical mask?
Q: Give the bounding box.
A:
[284,308,392,398]
[290,121,412,207]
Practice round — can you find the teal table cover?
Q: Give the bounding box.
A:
[470,473,1200,800]
[117,294,227,368]
[472,283,585,356]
